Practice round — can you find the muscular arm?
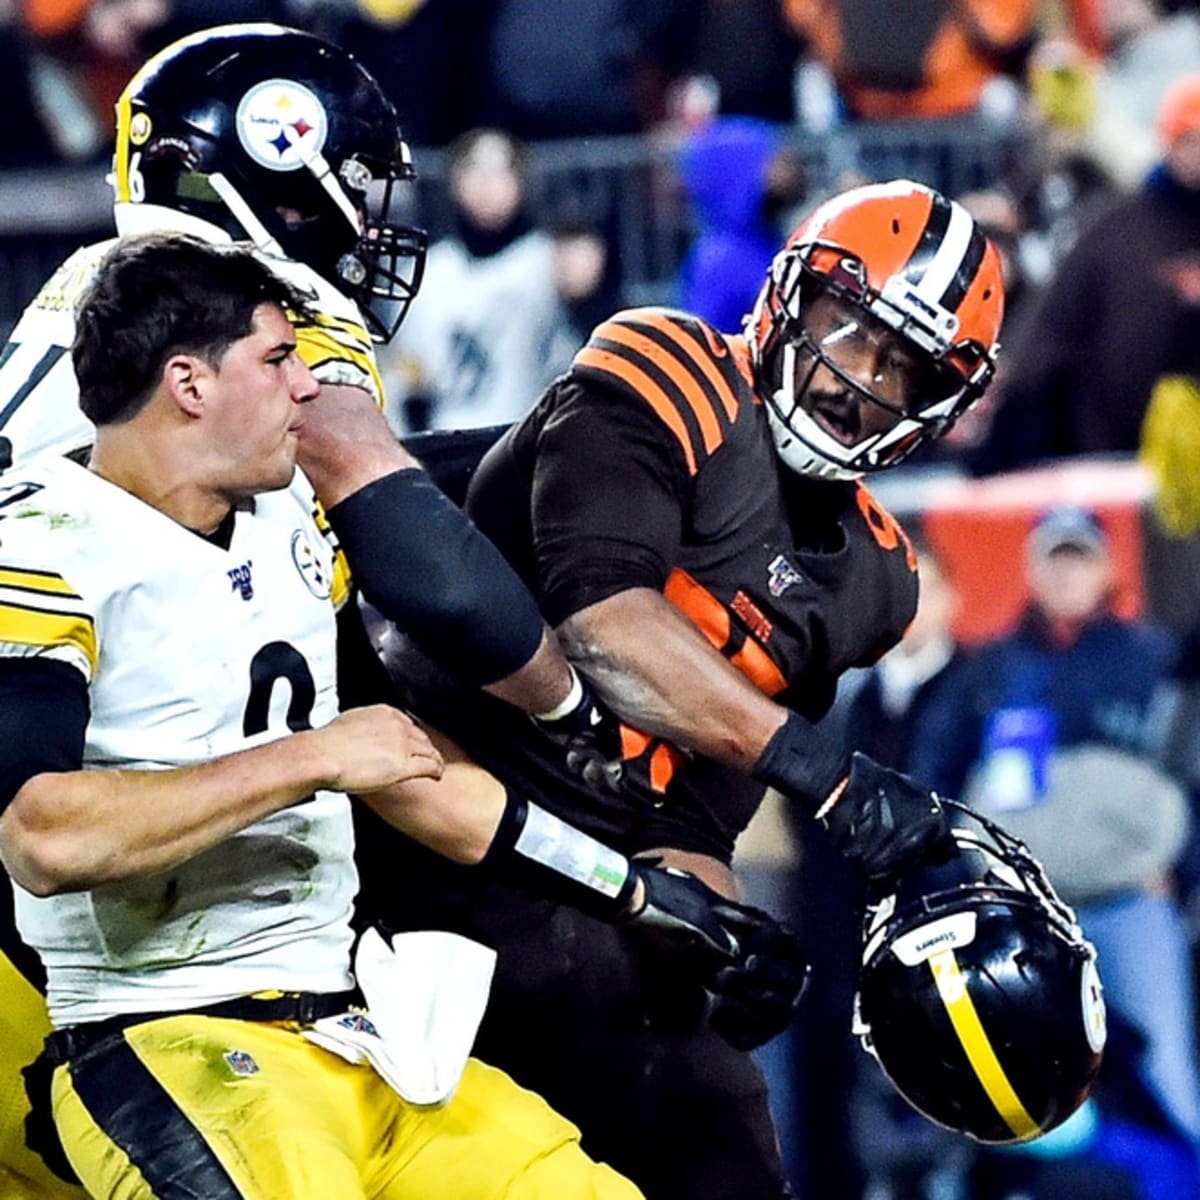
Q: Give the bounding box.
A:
[561,587,787,770]
[295,380,422,507]
[0,703,441,897]
[298,383,574,710]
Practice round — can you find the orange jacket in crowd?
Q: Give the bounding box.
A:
[783,0,1040,119]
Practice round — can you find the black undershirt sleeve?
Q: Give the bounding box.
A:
[527,383,692,627]
[0,657,87,814]
[325,468,546,687]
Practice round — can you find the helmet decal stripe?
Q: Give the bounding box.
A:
[900,192,951,287]
[928,949,1042,1141]
[907,198,977,308]
[113,89,134,204]
[938,220,987,315]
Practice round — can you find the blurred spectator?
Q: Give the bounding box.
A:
[0,1,57,167]
[1153,611,1200,922]
[21,0,172,163]
[309,0,490,146]
[675,116,807,334]
[933,184,1046,462]
[380,127,560,433]
[830,534,978,1199]
[778,534,975,1199]
[672,0,804,123]
[926,506,1200,1171]
[541,209,627,380]
[837,534,976,795]
[479,0,701,140]
[968,74,1200,475]
[780,0,1038,121]
[1078,0,1200,191]
[1140,301,1200,540]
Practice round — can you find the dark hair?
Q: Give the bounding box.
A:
[73,233,317,425]
[447,127,528,182]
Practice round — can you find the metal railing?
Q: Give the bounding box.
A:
[0,116,1032,334]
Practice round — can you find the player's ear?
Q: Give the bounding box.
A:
[161,353,210,419]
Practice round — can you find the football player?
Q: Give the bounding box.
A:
[0,23,740,1197]
[370,181,1009,1199]
[0,22,585,722]
[0,233,607,1199]
[0,232,803,1199]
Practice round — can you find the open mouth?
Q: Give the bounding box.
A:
[809,392,863,445]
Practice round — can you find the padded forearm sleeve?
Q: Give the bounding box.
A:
[326,468,545,686]
[482,793,639,920]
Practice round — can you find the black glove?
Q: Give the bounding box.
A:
[820,751,952,882]
[624,864,741,962]
[531,669,624,793]
[626,864,811,1050]
[707,905,810,1051]
[753,712,951,883]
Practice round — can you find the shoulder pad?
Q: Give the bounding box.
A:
[0,460,97,680]
[573,307,753,475]
[258,254,384,409]
[26,240,116,317]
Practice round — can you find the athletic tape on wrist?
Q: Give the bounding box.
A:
[484,793,638,917]
[752,709,850,812]
[533,666,584,723]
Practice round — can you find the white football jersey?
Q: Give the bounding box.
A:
[0,213,385,468]
[380,230,561,433]
[0,456,357,1024]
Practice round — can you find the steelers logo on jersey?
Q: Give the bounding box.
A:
[235,79,329,173]
[291,528,331,599]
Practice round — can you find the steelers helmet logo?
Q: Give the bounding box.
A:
[235,79,329,172]
[1081,957,1107,1054]
[291,530,332,599]
[129,111,152,146]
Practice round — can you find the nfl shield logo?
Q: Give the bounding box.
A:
[767,554,805,597]
[224,1049,260,1077]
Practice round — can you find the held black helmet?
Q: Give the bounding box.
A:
[853,802,1106,1145]
[111,22,426,341]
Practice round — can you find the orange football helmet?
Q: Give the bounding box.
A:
[747,179,1005,480]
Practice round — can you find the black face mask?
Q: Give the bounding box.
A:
[279,213,353,284]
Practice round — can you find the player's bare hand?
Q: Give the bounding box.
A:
[297,383,418,507]
[312,705,444,792]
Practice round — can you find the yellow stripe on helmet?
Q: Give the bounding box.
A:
[112,36,182,204]
[928,948,1041,1141]
[113,82,135,204]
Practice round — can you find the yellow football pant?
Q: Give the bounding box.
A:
[0,951,87,1199]
[52,1013,643,1199]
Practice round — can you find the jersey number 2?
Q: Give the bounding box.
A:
[242,641,317,736]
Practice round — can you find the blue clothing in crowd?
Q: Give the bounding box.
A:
[677,117,783,334]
